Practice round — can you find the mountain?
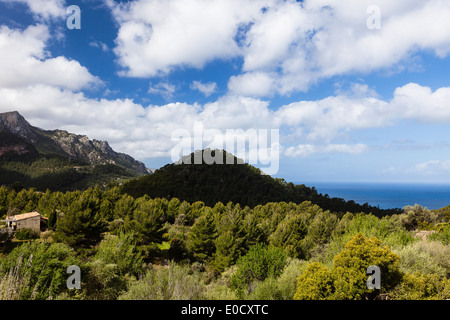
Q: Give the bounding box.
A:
[121,149,402,217]
[0,111,150,190]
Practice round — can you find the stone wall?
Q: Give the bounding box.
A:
[16,216,41,234]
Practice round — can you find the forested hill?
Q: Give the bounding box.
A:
[121,149,402,217]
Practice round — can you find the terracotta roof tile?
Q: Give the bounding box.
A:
[12,211,41,221]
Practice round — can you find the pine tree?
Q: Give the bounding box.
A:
[187,209,217,261]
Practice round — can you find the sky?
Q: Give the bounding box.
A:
[1,0,450,183]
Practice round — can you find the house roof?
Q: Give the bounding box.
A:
[10,211,41,221]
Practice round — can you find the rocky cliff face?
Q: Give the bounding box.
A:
[0,111,150,175]
[0,111,39,143]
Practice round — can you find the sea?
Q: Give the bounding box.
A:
[300,182,450,210]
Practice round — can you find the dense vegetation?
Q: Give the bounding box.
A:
[121,150,401,217]
[0,185,449,300]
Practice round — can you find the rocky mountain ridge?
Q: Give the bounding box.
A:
[0,111,150,175]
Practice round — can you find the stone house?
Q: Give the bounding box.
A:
[3,211,46,234]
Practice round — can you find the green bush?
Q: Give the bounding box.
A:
[247,277,283,300]
[242,258,309,300]
[428,225,450,245]
[204,265,238,300]
[94,232,143,277]
[14,228,39,240]
[0,241,78,299]
[294,262,334,300]
[81,259,128,300]
[119,261,205,300]
[390,272,450,300]
[276,259,309,300]
[230,243,287,298]
[204,283,238,300]
[294,233,403,300]
[400,205,440,231]
[0,254,33,300]
[396,240,449,277]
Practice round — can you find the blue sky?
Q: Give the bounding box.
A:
[2,0,450,183]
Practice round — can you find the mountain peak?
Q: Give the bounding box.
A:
[0,111,32,134]
[0,111,149,175]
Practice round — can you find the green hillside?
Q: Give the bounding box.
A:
[121,149,401,216]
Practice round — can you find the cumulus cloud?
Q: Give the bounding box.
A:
[0,86,275,160]
[3,79,450,163]
[107,0,450,97]
[0,0,67,20]
[391,83,450,123]
[275,95,391,142]
[0,25,100,90]
[228,72,276,97]
[109,0,272,77]
[4,1,450,165]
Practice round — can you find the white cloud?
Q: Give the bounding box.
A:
[385,159,450,178]
[190,81,217,97]
[89,40,109,52]
[391,83,450,123]
[228,72,276,97]
[148,81,177,100]
[0,87,270,160]
[109,0,273,77]
[415,160,450,173]
[107,0,450,97]
[0,0,67,20]
[0,25,100,90]
[284,143,368,157]
[237,0,450,97]
[275,82,450,143]
[4,81,450,162]
[275,95,391,142]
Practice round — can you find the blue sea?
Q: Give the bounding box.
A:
[301,182,450,210]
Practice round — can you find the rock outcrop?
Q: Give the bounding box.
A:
[0,111,150,175]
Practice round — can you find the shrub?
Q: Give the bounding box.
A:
[82,259,128,300]
[428,225,450,245]
[248,277,283,300]
[204,266,238,300]
[0,254,34,300]
[294,233,403,300]
[0,241,78,299]
[241,258,309,300]
[94,232,143,277]
[390,272,450,300]
[230,243,287,298]
[315,213,413,267]
[294,262,334,300]
[400,205,440,231]
[119,261,205,300]
[332,233,402,299]
[395,240,449,277]
[204,283,238,300]
[14,228,39,240]
[276,259,309,300]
